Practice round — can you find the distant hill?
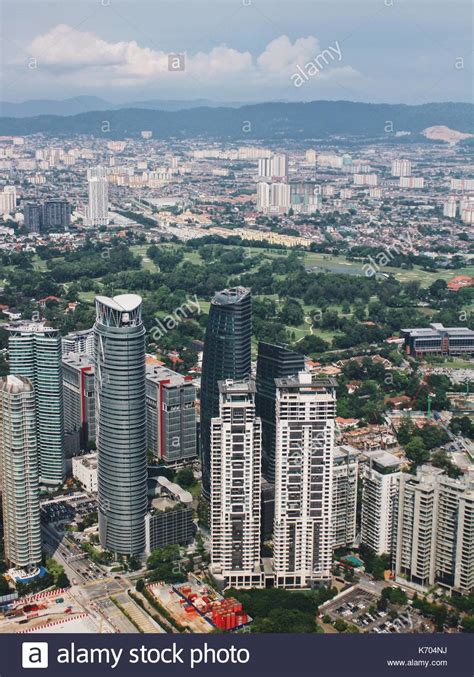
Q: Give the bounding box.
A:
[0,97,245,118]
[0,100,471,140]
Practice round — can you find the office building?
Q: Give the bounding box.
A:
[0,375,41,569]
[87,166,109,226]
[360,450,401,556]
[145,478,194,554]
[62,352,95,454]
[145,504,195,555]
[61,328,95,357]
[401,323,474,358]
[145,363,197,466]
[391,159,412,177]
[273,373,336,588]
[200,287,251,501]
[395,466,474,595]
[255,341,304,483]
[95,294,147,555]
[210,379,263,588]
[332,445,359,549]
[72,452,98,493]
[7,321,65,486]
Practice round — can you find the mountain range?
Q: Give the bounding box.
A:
[0,100,472,141]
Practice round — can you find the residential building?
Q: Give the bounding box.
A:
[0,186,16,214]
[41,199,71,228]
[332,445,359,549]
[95,294,147,555]
[0,375,41,569]
[7,321,65,486]
[145,364,197,465]
[255,341,304,483]
[200,287,251,501]
[443,196,458,218]
[391,159,412,177]
[395,465,474,595]
[273,373,336,588]
[23,202,41,233]
[87,166,109,226]
[360,450,401,556]
[61,328,95,357]
[400,176,424,189]
[210,379,263,589]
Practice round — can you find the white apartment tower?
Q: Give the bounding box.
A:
[360,450,401,556]
[273,373,336,588]
[87,166,109,226]
[332,445,359,549]
[391,159,412,177]
[395,465,474,595]
[0,375,41,569]
[210,379,263,588]
[443,196,458,219]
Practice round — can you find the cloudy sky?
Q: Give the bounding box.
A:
[1,0,472,104]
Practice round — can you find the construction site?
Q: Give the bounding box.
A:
[147,580,251,633]
[0,588,109,634]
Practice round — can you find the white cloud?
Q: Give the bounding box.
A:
[22,24,359,90]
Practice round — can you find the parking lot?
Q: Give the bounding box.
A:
[320,585,427,634]
[41,495,98,529]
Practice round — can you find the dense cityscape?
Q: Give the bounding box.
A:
[0,126,472,638]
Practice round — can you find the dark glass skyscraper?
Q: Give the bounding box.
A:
[200,287,251,500]
[95,294,147,556]
[255,342,304,482]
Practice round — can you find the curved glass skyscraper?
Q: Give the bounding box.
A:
[94,294,147,556]
[7,321,64,486]
[200,287,252,500]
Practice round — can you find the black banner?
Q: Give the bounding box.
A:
[1,632,472,677]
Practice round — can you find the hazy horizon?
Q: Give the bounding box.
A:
[1,0,472,106]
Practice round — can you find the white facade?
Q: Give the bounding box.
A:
[443,196,458,218]
[273,373,336,588]
[391,159,412,177]
[450,178,474,191]
[395,465,474,595]
[0,186,16,215]
[353,173,378,186]
[87,166,109,226]
[210,379,263,588]
[256,181,291,215]
[0,375,41,569]
[62,328,95,357]
[360,450,401,556]
[72,453,98,493]
[399,176,424,189]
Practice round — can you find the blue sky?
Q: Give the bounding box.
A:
[1,0,472,103]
